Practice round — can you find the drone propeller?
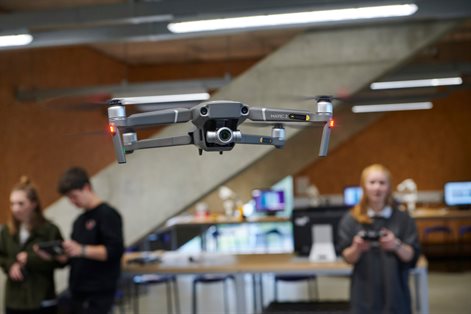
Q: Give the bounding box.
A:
[38,94,201,112]
[39,93,111,111]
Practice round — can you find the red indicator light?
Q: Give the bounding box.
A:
[329,119,335,128]
[109,123,116,135]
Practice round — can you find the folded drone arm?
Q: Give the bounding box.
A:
[116,108,192,128]
[235,134,284,148]
[124,134,193,151]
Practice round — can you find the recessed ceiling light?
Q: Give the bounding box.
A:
[118,93,210,105]
[370,77,463,90]
[0,33,33,47]
[352,102,433,113]
[168,4,418,33]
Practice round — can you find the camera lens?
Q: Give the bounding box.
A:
[200,107,208,115]
[241,106,249,115]
[217,127,233,143]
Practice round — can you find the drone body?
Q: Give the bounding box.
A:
[107,98,333,164]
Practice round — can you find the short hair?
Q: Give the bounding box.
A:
[57,167,91,195]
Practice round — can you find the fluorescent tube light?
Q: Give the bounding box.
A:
[168,4,418,33]
[370,77,463,90]
[0,33,33,47]
[352,102,433,113]
[119,93,210,105]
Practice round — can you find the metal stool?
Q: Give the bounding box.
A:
[133,274,179,314]
[422,225,453,271]
[192,274,235,314]
[458,225,471,269]
[274,274,319,302]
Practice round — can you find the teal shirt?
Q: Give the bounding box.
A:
[0,221,65,310]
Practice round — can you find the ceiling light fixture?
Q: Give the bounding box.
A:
[352,102,433,113]
[370,77,463,90]
[168,4,418,33]
[0,33,33,47]
[118,93,210,105]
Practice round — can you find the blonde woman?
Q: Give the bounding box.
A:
[0,177,65,314]
[338,164,420,314]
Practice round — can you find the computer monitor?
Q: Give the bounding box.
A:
[252,189,285,215]
[292,206,350,256]
[343,186,363,206]
[444,181,471,208]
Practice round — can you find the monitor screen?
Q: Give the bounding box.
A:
[344,186,363,206]
[252,189,285,214]
[444,181,471,207]
[291,206,350,256]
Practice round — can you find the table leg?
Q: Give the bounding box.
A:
[234,273,247,313]
[417,268,429,314]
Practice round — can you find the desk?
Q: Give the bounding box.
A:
[123,252,429,314]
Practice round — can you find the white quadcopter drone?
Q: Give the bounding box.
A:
[107,97,334,164]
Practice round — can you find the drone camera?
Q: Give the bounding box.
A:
[206,127,241,145]
[218,128,233,143]
[241,106,249,115]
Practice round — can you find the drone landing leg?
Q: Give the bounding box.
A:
[319,122,331,157]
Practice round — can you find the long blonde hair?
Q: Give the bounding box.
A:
[8,176,46,235]
[351,164,394,224]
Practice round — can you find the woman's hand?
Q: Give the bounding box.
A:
[342,234,370,264]
[16,251,28,265]
[352,234,371,253]
[379,228,398,252]
[9,262,24,281]
[33,244,53,261]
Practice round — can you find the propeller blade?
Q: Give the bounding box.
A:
[40,93,111,111]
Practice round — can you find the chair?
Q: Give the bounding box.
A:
[458,225,471,270]
[133,274,179,314]
[422,225,453,256]
[192,274,235,314]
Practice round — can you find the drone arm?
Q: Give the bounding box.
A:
[235,134,283,147]
[122,108,192,128]
[234,127,285,148]
[248,107,331,123]
[124,134,193,151]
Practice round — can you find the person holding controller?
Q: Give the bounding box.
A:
[0,176,66,314]
[338,164,420,314]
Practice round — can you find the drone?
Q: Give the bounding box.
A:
[107,97,334,164]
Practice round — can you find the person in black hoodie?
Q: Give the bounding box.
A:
[57,167,124,314]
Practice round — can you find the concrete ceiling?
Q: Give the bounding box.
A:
[1,1,470,105]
